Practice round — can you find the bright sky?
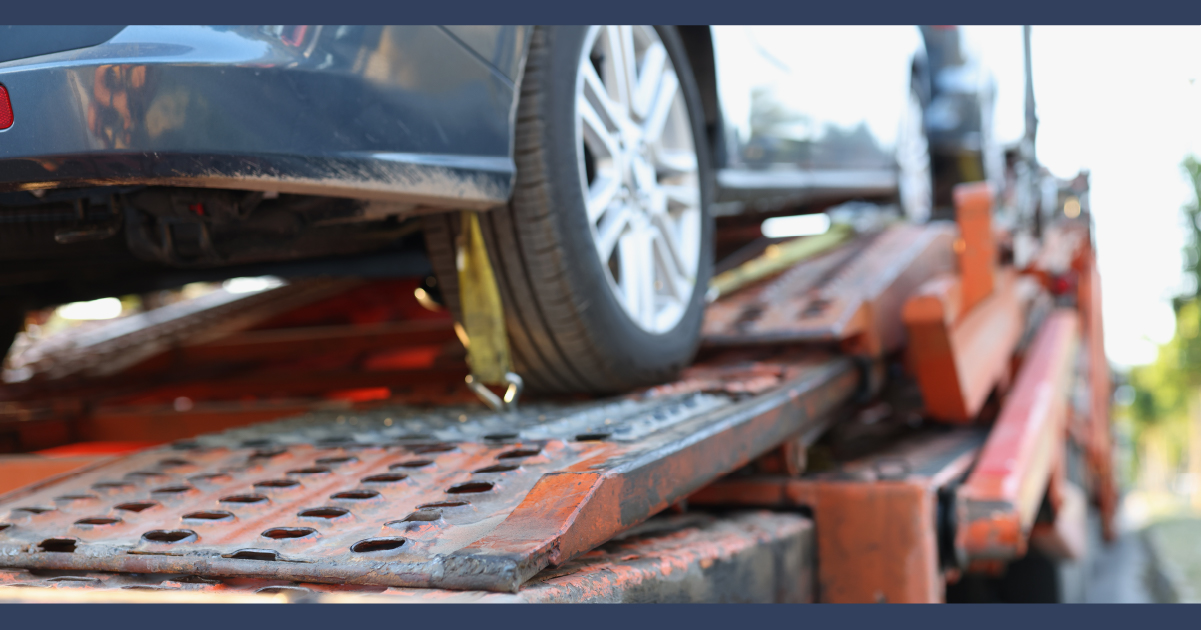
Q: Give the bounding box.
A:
[969,26,1201,368]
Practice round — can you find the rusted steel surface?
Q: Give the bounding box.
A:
[1,279,458,422]
[177,320,457,365]
[707,226,853,301]
[954,310,1079,568]
[902,269,1024,423]
[75,401,328,444]
[690,428,985,603]
[111,366,472,406]
[0,354,856,593]
[3,279,361,388]
[0,279,475,457]
[704,224,955,355]
[0,511,812,603]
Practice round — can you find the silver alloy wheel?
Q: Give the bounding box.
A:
[897,89,933,223]
[575,25,702,334]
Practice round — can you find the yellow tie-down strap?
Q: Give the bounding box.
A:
[456,211,522,411]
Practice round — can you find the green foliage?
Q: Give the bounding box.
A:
[1121,157,1201,469]
[1181,155,1201,308]
[1128,306,1192,427]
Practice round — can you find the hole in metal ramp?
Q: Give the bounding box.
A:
[142,529,197,544]
[38,538,77,553]
[350,537,406,553]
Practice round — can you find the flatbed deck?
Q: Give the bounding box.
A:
[0,200,1117,602]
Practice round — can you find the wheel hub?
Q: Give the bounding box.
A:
[575,25,703,334]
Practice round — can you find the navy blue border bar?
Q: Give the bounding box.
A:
[3,0,1201,26]
[0,602,1191,630]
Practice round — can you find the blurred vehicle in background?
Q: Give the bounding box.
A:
[919,25,1007,217]
[707,26,932,223]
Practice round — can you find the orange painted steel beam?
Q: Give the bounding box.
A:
[902,269,1023,423]
[690,429,984,603]
[953,182,996,313]
[694,481,944,603]
[954,309,1079,568]
[1077,248,1119,541]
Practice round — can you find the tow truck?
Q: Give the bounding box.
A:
[0,163,1116,602]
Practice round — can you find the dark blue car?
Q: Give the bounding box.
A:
[0,25,945,393]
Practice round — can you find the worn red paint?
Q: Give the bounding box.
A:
[690,429,983,603]
[0,511,812,603]
[955,310,1079,565]
[903,270,1024,422]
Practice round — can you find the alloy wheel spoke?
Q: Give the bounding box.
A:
[618,225,656,329]
[602,26,634,115]
[631,41,667,119]
[631,157,657,193]
[654,148,697,176]
[650,221,690,299]
[644,185,667,218]
[587,172,622,223]
[595,203,633,263]
[659,183,699,209]
[642,69,679,145]
[579,67,625,142]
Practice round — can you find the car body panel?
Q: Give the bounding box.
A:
[0,25,931,216]
[0,25,128,65]
[0,24,957,309]
[439,26,528,81]
[0,25,528,210]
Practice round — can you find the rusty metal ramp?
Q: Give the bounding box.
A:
[4,278,360,385]
[704,223,955,355]
[0,352,858,592]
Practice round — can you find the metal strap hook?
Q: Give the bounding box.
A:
[465,372,524,413]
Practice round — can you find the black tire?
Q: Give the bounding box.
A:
[424,25,715,394]
[899,80,935,223]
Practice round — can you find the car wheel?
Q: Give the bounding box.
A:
[897,84,934,222]
[424,25,714,394]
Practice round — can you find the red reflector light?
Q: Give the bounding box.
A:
[0,84,12,130]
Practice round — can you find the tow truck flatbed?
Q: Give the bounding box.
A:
[0,187,1117,602]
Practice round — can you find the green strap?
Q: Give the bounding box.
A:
[456,211,513,386]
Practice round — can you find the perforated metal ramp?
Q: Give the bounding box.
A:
[0,353,858,592]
